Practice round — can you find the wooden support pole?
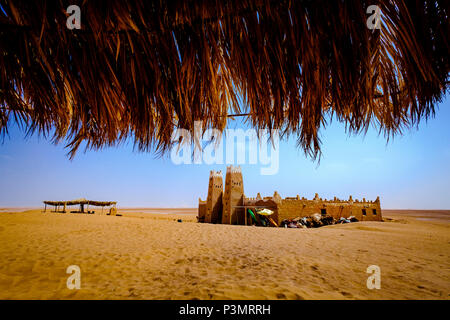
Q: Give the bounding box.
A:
[245,206,247,226]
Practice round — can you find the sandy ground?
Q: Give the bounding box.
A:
[0,208,448,300]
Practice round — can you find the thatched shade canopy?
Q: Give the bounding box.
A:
[43,199,117,207]
[1,0,449,159]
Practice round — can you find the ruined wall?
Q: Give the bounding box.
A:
[276,194,382,224]
[205,171,223,223]
[198,199,207,222]
[222,166,245,224]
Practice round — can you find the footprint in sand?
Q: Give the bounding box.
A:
[417,285,426,289]
[310,265,319,271]
[293,293,305,300]
[341,291,353,298]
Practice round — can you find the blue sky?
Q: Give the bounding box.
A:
[1,95,449,209]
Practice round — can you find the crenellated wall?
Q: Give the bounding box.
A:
[274,193,382,223]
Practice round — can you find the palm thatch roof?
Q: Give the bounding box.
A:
[43,198,117,206]
[1,0,448,159]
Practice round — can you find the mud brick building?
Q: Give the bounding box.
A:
[198,166,382,225]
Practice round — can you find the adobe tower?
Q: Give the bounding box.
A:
[222,165,245,224]
[204,170,223,223]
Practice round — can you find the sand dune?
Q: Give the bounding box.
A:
[0,209,448,299]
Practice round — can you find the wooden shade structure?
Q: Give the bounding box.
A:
[43,198,117,213]
[1,0,448,159]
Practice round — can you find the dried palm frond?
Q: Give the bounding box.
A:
[0,0,448,159]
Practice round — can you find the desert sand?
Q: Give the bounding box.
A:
[0,208,448,300]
